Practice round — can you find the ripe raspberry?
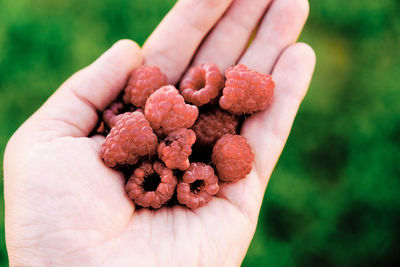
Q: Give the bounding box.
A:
[212,134,254,182]
[100,112,158,168]
[145,85,199,134]
[158,128,196,171]
[219,64,274,114]
[103,102,125,128]
[103,101,137,128]
[177,163,219,209]
[126,161,177,209]
[180,63,224,106]
[192,107,238,147]
[123,65,168,108]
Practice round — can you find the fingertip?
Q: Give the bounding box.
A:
[287,42,316,67]
[298,0,310,20]
[239,0,310,73]
[273,42,316,78]
[284,0,310,22]
[107,39,144,69]
[113,39,142,50]
[142,0,233,84]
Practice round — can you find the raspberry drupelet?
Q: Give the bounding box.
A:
[219,64,275,114]
[177,163,219,209]
[192,107,238,147]
[157,128,196,171]
[212,134,254,182]
[100,112,158,167]
[126,161,177,209]
[145,85,199,134]
[123,65,168,108]
[180,63,224,106]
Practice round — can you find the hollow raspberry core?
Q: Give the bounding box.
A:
[190,69,206,90]
[190,180,205,194]
[180,63,224,106]
[142,173,161,192]
[126,161,177,209]
[177,162,219,209]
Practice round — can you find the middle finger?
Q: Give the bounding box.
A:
[142,0,233,84]
[191,0,273,72]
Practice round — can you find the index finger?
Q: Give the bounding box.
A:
[142,0,233,84]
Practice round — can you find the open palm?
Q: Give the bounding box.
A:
[4,0,315,266]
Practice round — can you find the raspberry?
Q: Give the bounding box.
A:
[103,101,137,128]
[100,112,158,167]
[211,134,254,182]
[126,161,177,209]
[145,85,199,134]
[192,107,238,147]
[157,128,196,171]
[180,63,224,106]
[219,64,274,114]
[123,65,168,108]
[103,102,124,128]
[177,163,219,209]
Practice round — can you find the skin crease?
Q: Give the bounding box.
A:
[3,0,315,266]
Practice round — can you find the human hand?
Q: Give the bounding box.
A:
[4,0,315,266]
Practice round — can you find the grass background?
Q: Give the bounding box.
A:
[1,0,399,265]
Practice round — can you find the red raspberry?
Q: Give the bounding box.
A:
[123,65,168,108]
[100,112,158,167]
[145,85,199,134]
[177,163,219,209]
[103,102,126,128]
[157,128,196,171]
[211,134,254,182]
[180,63,224,106]
[219,64,274,114]
[105,112,129,129]
[103,102,137,128]
[192,107,238,147]
[126,161,177,209]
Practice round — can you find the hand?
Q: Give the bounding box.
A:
[4,0,315,266]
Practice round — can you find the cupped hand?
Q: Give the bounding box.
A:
[4,0,315,266]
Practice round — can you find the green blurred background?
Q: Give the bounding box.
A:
[1,0,399,266]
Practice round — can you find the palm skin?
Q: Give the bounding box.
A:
[4,0,315,266]
[5,135,252,265]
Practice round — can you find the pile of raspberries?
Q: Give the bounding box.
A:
[98,63,275,209]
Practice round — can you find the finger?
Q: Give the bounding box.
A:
[30,40,143,138]
[240,0,310,73]
[192,0,273,72]
[220,43,316,222]
[245,42,316,179]
[142,0,233,84]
